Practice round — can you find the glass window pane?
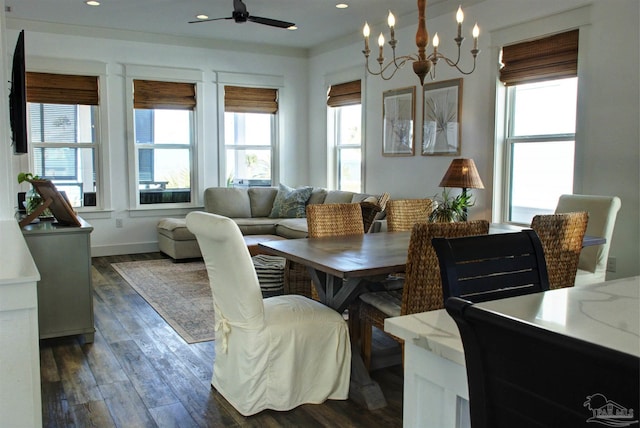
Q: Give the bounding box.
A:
[138,148,191,204]
[224,112,272,146]
[509,141,574,223]
[338,148,361,192]
[512,78,577,136]
[29,103,96,143]
[135,109,191,145]
[225,148,272,185]
[336,105,361,146]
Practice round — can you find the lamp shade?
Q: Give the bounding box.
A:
[439,158,484,189]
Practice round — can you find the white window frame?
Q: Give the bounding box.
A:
[490,5,591,224]
[124,64,204,211]
[329,104,363,192]
[325,67,366,191]
[25,57,110,214]
[215,72,283,187]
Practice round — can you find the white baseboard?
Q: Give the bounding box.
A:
[91,241,159,257]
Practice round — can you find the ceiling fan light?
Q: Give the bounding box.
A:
[85,0,100,6]
[336,3,349,9]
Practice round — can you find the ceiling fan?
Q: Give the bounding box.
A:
[189,0,295,29]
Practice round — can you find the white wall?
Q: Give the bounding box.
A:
[3,26,309,256]
[308,0,639,280]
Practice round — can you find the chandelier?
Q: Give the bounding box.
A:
[362,0,480,85]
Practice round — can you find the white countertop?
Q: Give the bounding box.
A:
[385,276,640,366]
[0,219,40,286]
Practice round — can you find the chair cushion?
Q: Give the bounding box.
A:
[359,290,403,317]
[269,184,313,218]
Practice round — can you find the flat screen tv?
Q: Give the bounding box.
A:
[9,30,28,155]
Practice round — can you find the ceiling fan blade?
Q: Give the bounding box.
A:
[188,17,233,24]
[248,16,295,29]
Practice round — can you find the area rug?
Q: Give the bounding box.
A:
[111,259,214,344]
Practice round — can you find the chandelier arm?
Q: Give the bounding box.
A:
[365,55,415,80]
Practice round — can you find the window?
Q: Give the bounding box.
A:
[27,72,99,208]
[327,80,362,192]
[133,79,195,205]
[224,86,277,187]
[498,30,579,224]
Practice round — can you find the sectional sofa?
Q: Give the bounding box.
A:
[157,185,382,260]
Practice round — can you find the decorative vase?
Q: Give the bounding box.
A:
[25,187,53,218]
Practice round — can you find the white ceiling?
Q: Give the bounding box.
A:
[5,0,482,50]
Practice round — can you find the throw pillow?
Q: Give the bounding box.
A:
[269,184,313,218]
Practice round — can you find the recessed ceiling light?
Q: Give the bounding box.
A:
[196,14,209,20]
[336,3,348,9]
[288,25,298,30]
[85,0,100,6]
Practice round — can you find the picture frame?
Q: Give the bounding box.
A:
[29,179,81,227]
[422,78,463,156]
[382,86,415,156]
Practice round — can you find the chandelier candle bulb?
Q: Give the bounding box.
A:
[456,6,464,39]
[388,11,395,40]
[378,33,385,62]
[363,22,370,51]
[472,23,479,51]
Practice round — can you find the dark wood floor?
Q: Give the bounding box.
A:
[40,253,404,427]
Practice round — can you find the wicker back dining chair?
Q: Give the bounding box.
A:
[385,198,434,232]
[307,203,365,238]
[357,220,490,370]
[530,212,589,290]
[361,192,390,233]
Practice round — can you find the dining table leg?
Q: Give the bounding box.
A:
[307,267,388,410]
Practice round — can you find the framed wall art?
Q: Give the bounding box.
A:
[422,78,462,156]
[382,86,415,156]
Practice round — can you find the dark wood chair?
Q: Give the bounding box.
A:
[445,296,640,428]
[432,230,550,303]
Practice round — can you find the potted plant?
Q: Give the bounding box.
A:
[17,172,53,217]
[429,188,474,223]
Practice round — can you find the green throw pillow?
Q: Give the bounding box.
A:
[269,184,313,218]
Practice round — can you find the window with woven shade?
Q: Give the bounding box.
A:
[133,79,196,205]
[327,80,362,192]
[26,72,100,208]
[498,30,579,224]
[224,85,278,187]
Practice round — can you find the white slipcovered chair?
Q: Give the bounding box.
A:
[555,194,622,286]
[186,211,351,416]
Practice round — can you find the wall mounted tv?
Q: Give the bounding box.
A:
[9,30,28,155]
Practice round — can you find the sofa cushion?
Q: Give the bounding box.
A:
[248,187,278,217]
[234,218,278,235]
[308,188,328,205]
[275,218,309,239]
[324,190,356,204]
[269,184,314,218]
[157,218,195,240]
[204,187,251,218]
[351,193,377,203]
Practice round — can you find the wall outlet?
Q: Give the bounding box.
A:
[116,218,123,228]
[607,257,616,273]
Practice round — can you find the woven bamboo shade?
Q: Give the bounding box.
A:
[326,80,361,108]
[439,158,484,189]
[134,79,196,110]
[224,86,278,114]
[27,72,99,105]
[499,30,579,86]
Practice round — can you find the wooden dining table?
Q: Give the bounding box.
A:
[257,224,606,410]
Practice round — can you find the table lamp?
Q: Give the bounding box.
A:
[439,158,484,219]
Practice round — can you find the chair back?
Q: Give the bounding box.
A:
[433,230,550,304]
[186,211,264,327]
[386,198,434,232]
[445,297,639,428]
[555,194,621,274]
[361,192,390,233]
[401,220,489,315]
[307,203,365,238]
[531,212,588,289]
